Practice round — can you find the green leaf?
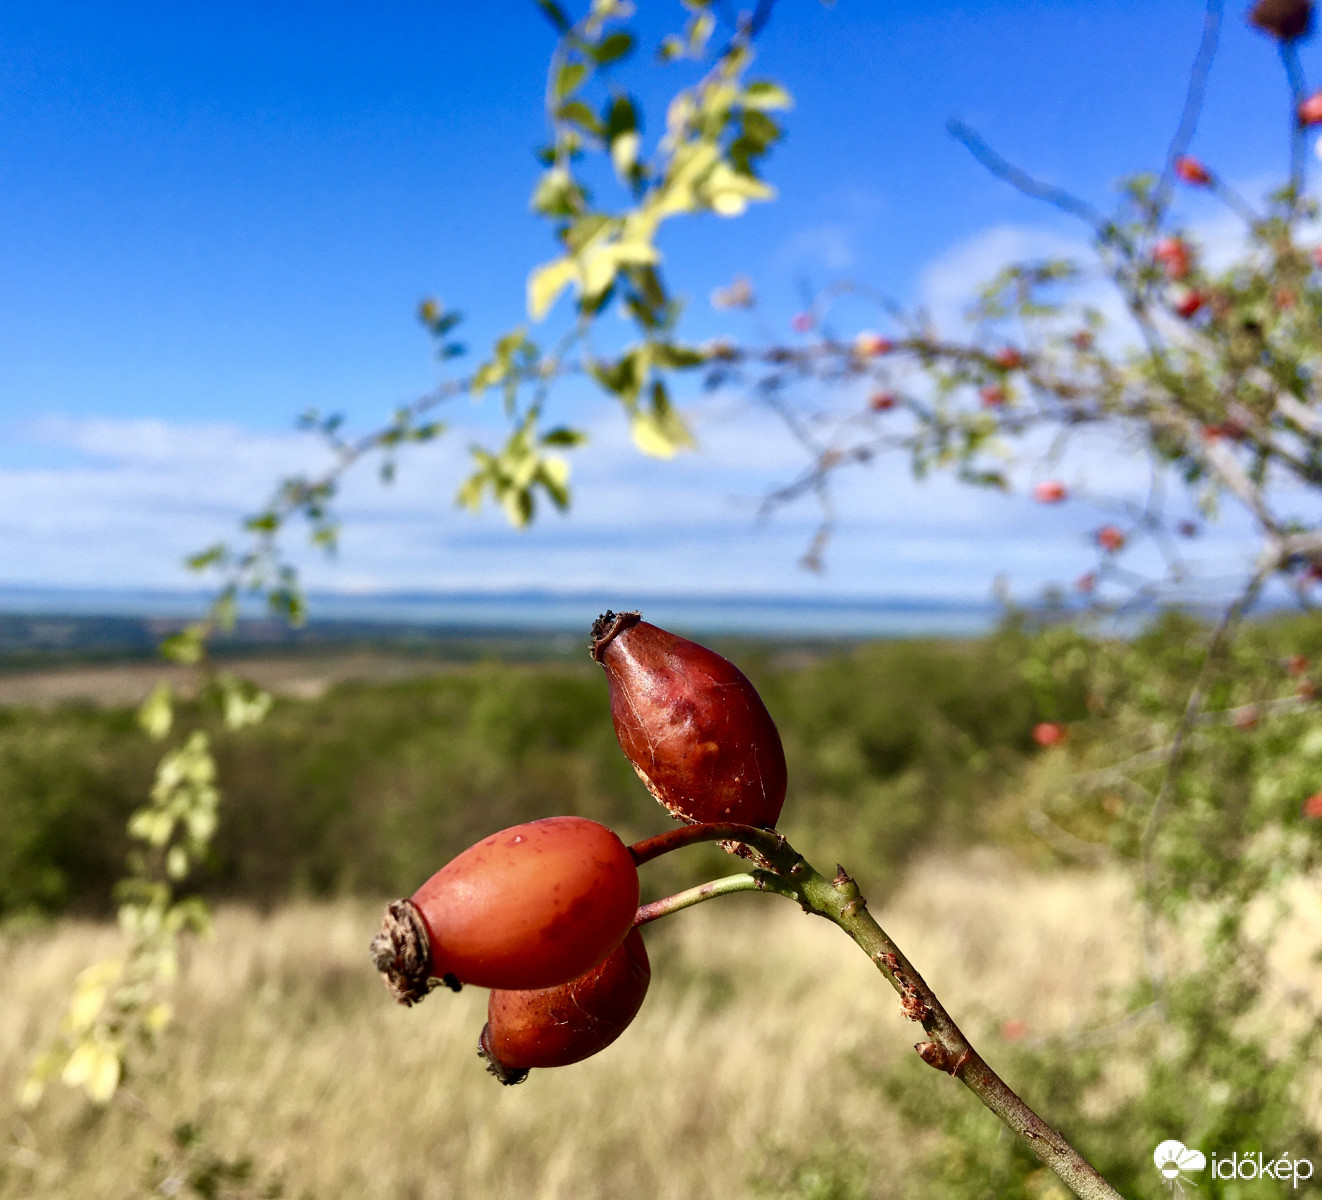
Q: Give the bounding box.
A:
[137,684,174,741]
[528,256,579,320]
[536,456,572,509]
[591,32,635,65]
[554,61,588,101]
[541,426,588,447]
[501,486,535,527]
[631,380,695,458]
[743,80,793,111]
[185,543,226,572]
[535,0,572,33]
[650,341,708,370]
[160,624,206,666]
[557,100,603,135]
[610,130,641,178]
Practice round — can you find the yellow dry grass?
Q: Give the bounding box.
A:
[0,852,1283,1200]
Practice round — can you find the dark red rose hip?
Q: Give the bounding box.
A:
[478,927,651,1085]
[590,610,787,827]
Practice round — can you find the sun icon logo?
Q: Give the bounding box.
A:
[1153,1140,1206,1195]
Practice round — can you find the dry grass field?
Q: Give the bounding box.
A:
[1,853,1150,1200]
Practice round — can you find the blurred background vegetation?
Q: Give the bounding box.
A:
[3,612,1320,1198]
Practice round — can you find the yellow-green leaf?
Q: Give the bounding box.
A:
[137,683,174,741]
[528,256,579,321]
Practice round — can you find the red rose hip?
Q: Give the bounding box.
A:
[590,610,787,827]
[370,816,639,1003]
[479,928,651,1085]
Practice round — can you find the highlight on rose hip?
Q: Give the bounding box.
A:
[371,612,1126,1200]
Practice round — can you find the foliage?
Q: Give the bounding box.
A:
[0,632,1047,917]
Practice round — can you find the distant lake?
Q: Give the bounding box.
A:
[0,586,1000,638]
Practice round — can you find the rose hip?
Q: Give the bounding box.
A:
[590,611,787,827]
[371,816,639,1002]
[479,928,651,1085]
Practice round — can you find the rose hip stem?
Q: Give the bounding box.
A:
[628,823,1122,1200]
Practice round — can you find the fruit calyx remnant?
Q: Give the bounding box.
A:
[370,898,452,1006]
[477,1025,531,1086]
[589,609,642,661]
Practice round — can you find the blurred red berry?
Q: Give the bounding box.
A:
[1298,678,1318,701]
[1033,722,1066,748]
[1174,156,1212,186]
[1076,572,1097,594]
[1304,792,1322,819]
[1000,1019,1028,1041]
[1153,237,1192,280]
[994,347,1024,370]
[1034,480,1067,504]
[1313,246,1322,269]
[1276,287,1298,311]
[1071,330,1094,350]
[1286,654,1309,676]
[980,385,1006,408]
[855,331,893,357]
[1174,290,1205,319]
[1096,525,1125,553]
[1233,706,1260,731]
[869,391,898,412]
[1300,91,1322,125]
[791,312,815,333]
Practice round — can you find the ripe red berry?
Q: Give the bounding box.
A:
[980,385,1006,408]
[1096,525,1125,553]
[479,928,651,1085]
[1032,722,1066,748]
[1174,156,1212,186]
[371,816,640,1002]
[1286,654,1309,676]
[994,347,1024,370]
[591,611,787,827]
[855,331,893,357]
[1304,791,1322,819]
[1301,93,1322,125]
[1173,289,1205,319]
[1033,480,1067,504]
[1153,237,1191,280]
[1298,678,1318,701]
[869,391,897,412]
[791,312,814,333]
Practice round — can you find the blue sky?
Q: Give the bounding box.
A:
[0,1,1316,603]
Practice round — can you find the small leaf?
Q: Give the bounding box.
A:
[160,625,206,666]
[592,31,635,65]
[535,0,572,32]
[610,130,641,178]
[541,426,588,447]
[137,683,174,741]
[743,80,793,111]
[528,256,579,320]
[555,61,588,100]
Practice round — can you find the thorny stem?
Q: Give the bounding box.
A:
[631,825,1124,1200]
